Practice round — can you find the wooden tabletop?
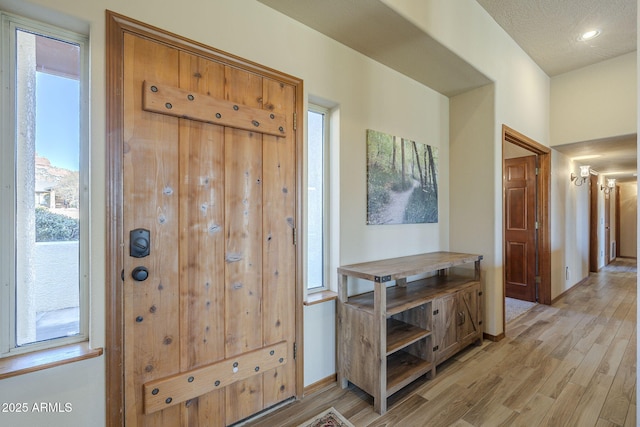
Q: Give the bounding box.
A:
[337,251,482,282]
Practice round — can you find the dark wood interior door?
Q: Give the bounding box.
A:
[119,31,299,426]
[605,189,611,264]
[504,155,537,302]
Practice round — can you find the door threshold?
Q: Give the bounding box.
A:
[230,397,297,426]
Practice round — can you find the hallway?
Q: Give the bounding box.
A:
[245,258,637,426]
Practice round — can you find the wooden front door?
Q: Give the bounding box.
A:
[108,13,301,427]
[504,155,537,302]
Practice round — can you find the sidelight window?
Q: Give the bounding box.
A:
[306,105,329,291]
[0,12,89,357]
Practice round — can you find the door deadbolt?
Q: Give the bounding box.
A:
[130,228,150,258]
[132,266,149,282]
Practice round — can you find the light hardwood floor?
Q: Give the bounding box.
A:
[242,258,636,427]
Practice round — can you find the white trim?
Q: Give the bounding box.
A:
[0,11,89,357]
[306,103,337,294]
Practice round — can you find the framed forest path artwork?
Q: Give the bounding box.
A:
[366,129,438,225]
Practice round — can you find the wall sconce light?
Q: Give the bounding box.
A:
[601,178,616,194]
[570,165,590,186]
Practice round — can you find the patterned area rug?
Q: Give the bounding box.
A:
[296,407,355,427]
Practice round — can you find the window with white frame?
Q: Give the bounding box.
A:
[306,105,329,291]
[0,12,89,356]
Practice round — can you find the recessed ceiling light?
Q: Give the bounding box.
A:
[579,29,601,41]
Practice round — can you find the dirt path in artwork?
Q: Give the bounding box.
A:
[380,179,420,224]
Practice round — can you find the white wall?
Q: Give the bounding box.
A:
[0,359,104,427]
[549,52,637,297]
[449,84,498,331]
[303,301,335,387]
[551,52,637,146]
[387,0,550,336]
[551,151,591,299]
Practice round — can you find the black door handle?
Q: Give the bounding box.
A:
[132,266,149,281]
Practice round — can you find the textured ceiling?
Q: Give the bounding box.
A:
[476,0,637,76]
[477,0,637,182]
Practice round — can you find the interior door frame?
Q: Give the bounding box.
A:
[615,184,621,258]
[105,11,304,426]
[589,174,599,272]
[604,188,611,265]
[502,125,551,322]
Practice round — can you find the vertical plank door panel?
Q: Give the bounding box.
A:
[223,66,266,425]
[224,125,264,424]
[115,15,301,424]
[262,78,297,407]
[123,34,182,426]
[178,52,227,423]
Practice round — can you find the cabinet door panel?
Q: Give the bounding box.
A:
[434,293,457,362]
[458,284,480,343]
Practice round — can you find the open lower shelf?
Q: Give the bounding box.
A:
[386,350,432,397]
[386,318,431,355]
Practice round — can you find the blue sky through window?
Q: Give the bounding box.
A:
[35,71,79,171]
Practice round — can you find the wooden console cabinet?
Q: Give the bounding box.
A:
[337,252,483,414]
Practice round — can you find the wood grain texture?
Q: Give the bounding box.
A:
[123,33,182,427]
[339,253,483,414]
[346,275,479,316]
[142,80,288,137]
[177,51,227,424]
[143,341,287,414]
[434,292,458,363]
[262,78,297,409]
[0,342,102,380]
[107,12,303,426]
[246,258,636,427]
[337,252,482,282]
